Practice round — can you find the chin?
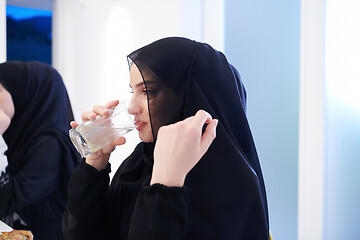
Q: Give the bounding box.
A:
[139,132,154,143]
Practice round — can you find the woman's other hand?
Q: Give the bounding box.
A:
[70,100,126,171]
[151,110,218,187]
[0,109,11,135]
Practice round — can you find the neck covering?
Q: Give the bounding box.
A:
[126,37,269,238]
[0,61,79,176]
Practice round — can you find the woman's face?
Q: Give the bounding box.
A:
[128,64,154,142]
[0,83,15,119]
[128,63,184,143]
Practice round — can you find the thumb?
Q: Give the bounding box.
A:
[200,119,218,154]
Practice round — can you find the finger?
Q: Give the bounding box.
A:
[200,119,218,154]
[100,144,116,155]
[97,137,126,155]
[192,110,212,129]
[81,111,97,122]
[180,116,195,124]
[0,109,7,117]
[92,105,110,117]
[105,100,119,108]
[112,136,126,146]
[70,121,79,128]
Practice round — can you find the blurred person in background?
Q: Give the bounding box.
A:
[0,61,81,240]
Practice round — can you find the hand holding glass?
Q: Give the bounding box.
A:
[69,100,135,158]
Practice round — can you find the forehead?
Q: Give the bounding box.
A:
[129,64,143,86]
[129,64,162,89]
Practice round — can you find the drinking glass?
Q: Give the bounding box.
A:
[69,100,135,157]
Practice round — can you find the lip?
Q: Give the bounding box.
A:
[135,120,146,131]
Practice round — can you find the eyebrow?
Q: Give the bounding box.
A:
[130,81,158,88]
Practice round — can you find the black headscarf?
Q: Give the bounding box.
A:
[126,37,269,238]
[0,61,79,178]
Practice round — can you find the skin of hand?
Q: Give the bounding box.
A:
[70,100,126,171]
[0,109,11,135]
[150,110,218,187]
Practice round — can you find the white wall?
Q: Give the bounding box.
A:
[298,0,325,239]
[52,0,224,178]
[299,1,360,239]
[324,0,360,239]
[0,0,6,63]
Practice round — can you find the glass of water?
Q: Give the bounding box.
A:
[69,100,135,158]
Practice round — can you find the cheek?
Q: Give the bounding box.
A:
[146,124,154,140]
[149,95,182,138]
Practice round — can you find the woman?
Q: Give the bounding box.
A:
[0,61,81,239]
[63,37,269,239]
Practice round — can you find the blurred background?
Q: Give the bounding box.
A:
[0,0,359,239]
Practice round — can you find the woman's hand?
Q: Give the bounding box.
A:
[151,110,218,187]
[0,109,11,135]
[70,100,126,171]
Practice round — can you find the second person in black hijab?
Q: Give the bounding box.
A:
[0,61,81,240]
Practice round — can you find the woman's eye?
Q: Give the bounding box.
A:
[142,90,158,97]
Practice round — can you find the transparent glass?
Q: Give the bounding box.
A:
[69,100,135,157]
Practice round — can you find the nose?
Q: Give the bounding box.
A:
[127,95,141,116]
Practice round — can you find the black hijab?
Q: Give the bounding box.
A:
[0,61,79,177]
[125,37,269,238]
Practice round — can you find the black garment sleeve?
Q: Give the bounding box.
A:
[62,160,110,240]
[0,136,62,216]
[128,183,187,240]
